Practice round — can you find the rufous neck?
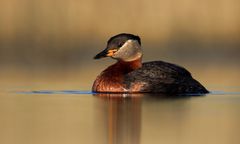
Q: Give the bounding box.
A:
[117,58,142,71]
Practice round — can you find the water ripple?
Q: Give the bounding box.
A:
[18,90,95,95]
[16,90,240,96]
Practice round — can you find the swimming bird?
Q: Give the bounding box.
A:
[92,33,208,94]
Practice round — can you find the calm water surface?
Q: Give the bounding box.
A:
[0,67,240,144]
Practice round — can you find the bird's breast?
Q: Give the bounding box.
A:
[92,59,143,93]
[92,73,126,92]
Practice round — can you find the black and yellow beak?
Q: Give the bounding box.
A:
[94,49,118,59]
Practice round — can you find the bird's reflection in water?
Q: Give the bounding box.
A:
[93,93,204,144]
[94,93,142,144]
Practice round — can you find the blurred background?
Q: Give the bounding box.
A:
[1,1,240,144]
[0,0,240,89]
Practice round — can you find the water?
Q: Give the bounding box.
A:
[0,67,240,144]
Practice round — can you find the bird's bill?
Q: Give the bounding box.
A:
[94,49,117,59]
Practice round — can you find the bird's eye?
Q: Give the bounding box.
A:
[118,43,123,47]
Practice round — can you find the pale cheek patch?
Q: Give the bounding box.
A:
[113,40,142,61]
[114,40,132,56]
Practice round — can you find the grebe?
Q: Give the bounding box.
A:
[92,33,208,94]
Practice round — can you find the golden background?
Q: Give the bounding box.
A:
[0,0,239,67]
[0,1,240,144]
